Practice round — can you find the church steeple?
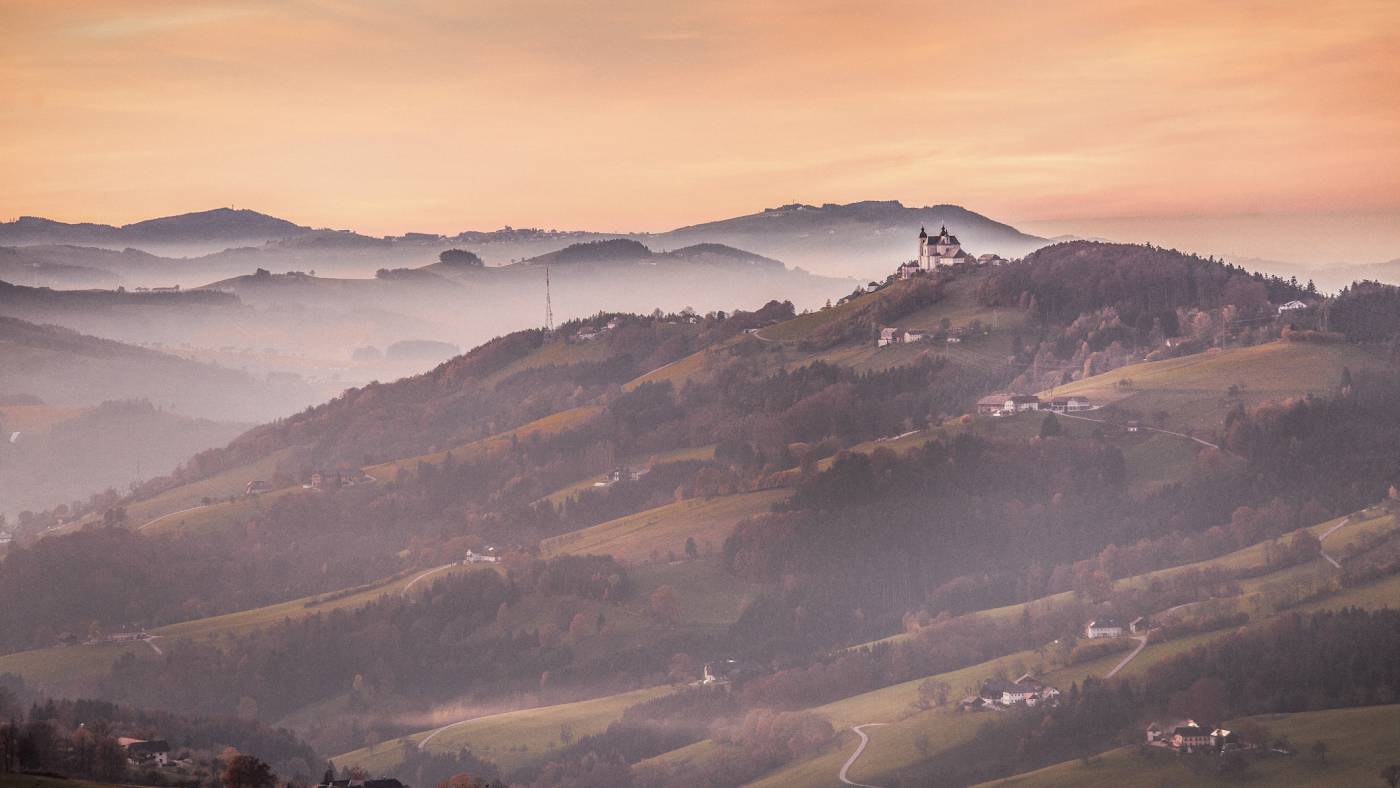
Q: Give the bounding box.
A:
[919,226,928,239]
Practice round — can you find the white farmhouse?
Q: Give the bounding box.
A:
[1085,618,1125,638]
[1004,395,1041,413]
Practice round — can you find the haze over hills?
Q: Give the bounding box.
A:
[651,200,1048,278]
[0,316,290,518]
[1,200,1047,284]
[3,237,1400,787]
[0,314,316,423]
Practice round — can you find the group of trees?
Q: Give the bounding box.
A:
[979,241,1310,330]
[1329,280,1400,343]
[0,676,314,784]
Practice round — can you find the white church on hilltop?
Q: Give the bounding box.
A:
[918,225,976,269]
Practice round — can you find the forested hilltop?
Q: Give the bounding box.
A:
[3,241,1400,787]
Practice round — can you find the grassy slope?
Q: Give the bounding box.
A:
[642,508,1400,786]
[540,489,789,564]
[862,505,1393,653]
[0,562,479,687]
[756,271,1028,378]
[982,704,1400,788]
[332,686,672,776]
[748,562,1400,788]
[364,404,607,478]
[1045,339,1382,432]
[0,775,149,788]
[538,444,717,507]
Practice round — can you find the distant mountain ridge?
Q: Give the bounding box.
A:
[0,208,313,256]
[508,239,785,270]
[2,200,1049,279]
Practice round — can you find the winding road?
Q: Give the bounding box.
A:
[1318,515,1351,569]
[1104,635,1149,679]
[1057,411,1220,450]
[136,504,210,532]
[401,564,455,598]
[839,723,889,788]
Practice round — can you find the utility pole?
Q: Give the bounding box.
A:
[544,266,554,333]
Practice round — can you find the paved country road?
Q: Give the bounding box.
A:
[1318,515,1351,569]
[401,564,455,597]
[839,723,889,788]
[1058,411,1221,450]
[1105,635,1149,679]
[136,504,211,532]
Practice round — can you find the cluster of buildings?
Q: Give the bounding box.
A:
[1084,616,1149,639]
[76,629,152,646]
[960,672,1061,711]
[118,738,171,767]
[877,324,979,348]
[1146,720,1242,753]
[593,465,648,488]
[463,548,500,564]
[574,318,622,342]
[695,658,761,689]
[975,393,1094,416]
[307,469,367,490]
[317,780,406,788]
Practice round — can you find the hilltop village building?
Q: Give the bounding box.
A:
[918,225,976,269]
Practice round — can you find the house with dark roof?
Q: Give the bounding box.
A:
[1004,395,1041,413]
[977,394,1010,415]
[121,738,170,765]
[1171,721,1213,751]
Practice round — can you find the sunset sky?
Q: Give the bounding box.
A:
[2,0,1398,258]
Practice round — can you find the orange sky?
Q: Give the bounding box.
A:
[2,0,1398,238]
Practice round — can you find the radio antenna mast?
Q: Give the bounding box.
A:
[545,266,554,333]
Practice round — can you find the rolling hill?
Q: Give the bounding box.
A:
[0,208,312,257]
[1044,338,1381,433]
[652,200,1048,278]
[0,315,309,422]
